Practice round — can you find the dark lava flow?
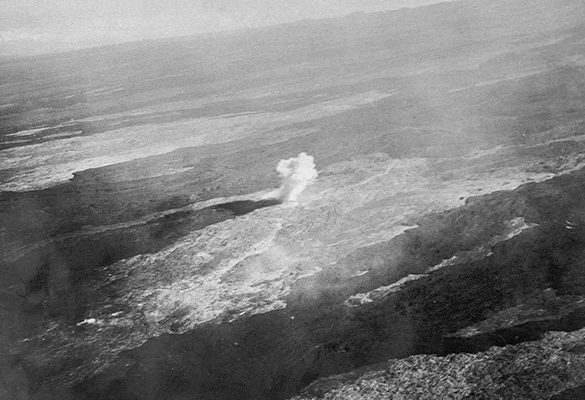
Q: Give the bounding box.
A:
[551,384,585,400]
[212,198,282,216]
[56,169,585,400]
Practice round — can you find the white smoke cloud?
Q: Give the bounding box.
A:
[269,152,318,204]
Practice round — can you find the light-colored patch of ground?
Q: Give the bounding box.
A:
[0,90,392,192]
[345,274,425,307]
[4,126,48,137]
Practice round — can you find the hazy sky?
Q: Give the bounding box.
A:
[1,0,458,56]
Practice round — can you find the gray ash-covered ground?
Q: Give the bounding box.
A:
[3,0,585,399]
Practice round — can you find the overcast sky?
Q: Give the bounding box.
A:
[1,0,458,56]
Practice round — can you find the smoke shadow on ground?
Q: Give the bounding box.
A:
[212,198,282,216]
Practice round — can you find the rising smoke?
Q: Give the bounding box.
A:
[268,152,318,204]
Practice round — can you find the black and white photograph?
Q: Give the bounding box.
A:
[2,0,585,399]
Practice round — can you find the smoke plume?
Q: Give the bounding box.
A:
[270,152,318,204]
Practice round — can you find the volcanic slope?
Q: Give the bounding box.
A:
[2,0,585,399]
